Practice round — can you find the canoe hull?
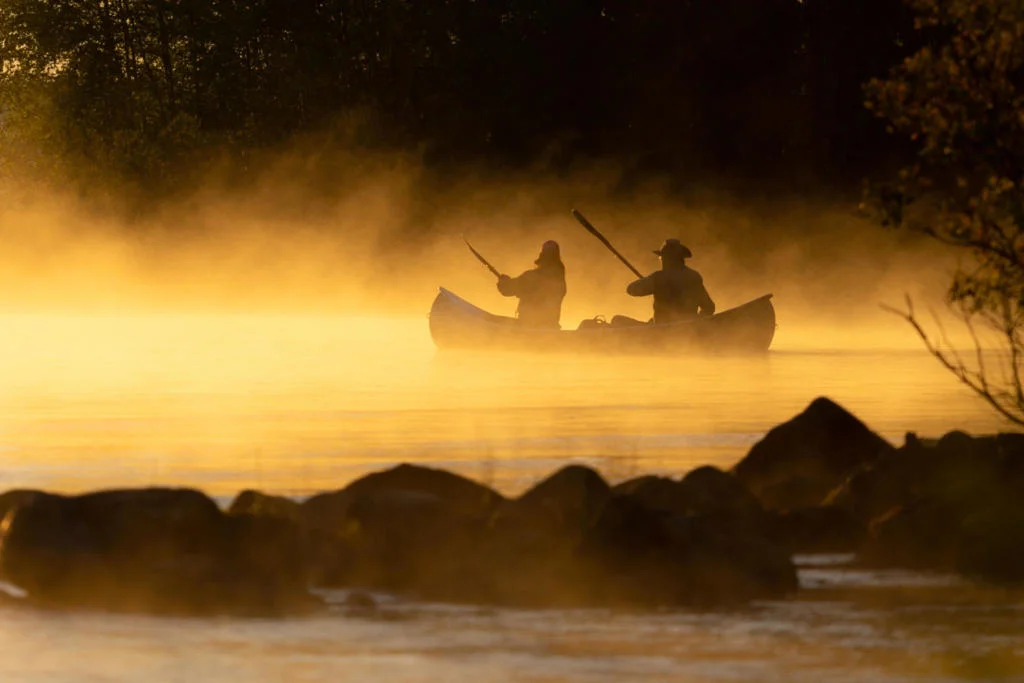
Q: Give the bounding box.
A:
[428,288,776,354]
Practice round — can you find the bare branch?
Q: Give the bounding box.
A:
[882,297,1024,428]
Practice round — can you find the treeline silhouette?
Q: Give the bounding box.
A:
[0,0,917,195]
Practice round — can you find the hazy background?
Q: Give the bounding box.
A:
[0,162,955,346]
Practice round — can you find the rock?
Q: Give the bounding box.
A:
[343,489,485,595]
[611,474,676,502]
[576,494,797,607]
[824,444,923,525]
[615,467,762,521]
[304,463,503,524]
[828,430,1011,527]
[228,489,352,588]
[491,465,610,550]
[956,503,1024,584]
[432,465,611,606]
[0,490,44,523]
[300,486,491,601]
[677,466,764,519]
[297,464,504,591]
[861,501,963,570]
[228,490,302,522]
[733,397,893,510]
[997,432,1024,481]
[767,505,866,554]
[0,488,320,616]
[843,431,1024,580]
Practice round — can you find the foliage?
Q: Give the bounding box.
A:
[865,0,1024,425]
[1,0,915,194]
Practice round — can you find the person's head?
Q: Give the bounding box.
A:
[654,238,692,267]
[535,240,562,266]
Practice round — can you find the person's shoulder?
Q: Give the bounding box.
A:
[682,265,704,282]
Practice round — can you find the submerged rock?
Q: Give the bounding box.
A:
[0,487,320,616]
[732,397,893,510]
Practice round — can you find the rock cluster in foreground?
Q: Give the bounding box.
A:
[732,398,1024,583]
[0,396,1021,617]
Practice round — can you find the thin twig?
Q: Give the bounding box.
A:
[881,297,1024,428]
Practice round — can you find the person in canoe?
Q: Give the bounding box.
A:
[497,240,567,329]
[614,239,715,325]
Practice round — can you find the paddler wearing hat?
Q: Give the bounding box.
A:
[497,240,567,329]
[623,238,715,324]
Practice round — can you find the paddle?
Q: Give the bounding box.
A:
[571,209,643,279]
[462,236,501,279]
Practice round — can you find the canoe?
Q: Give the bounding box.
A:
[428,287,776,354]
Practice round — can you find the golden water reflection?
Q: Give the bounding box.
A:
[0,312,1010,496]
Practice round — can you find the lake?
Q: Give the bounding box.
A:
[0,312,1020,682]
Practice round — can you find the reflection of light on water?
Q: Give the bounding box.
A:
[2,578,1021,682]
[0,313,1013,495]
[800,568,965,590]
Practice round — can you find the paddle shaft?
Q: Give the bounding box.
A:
[463,237,502,279]
[571,209,643,279]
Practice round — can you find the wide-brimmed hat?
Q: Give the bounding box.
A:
[653,238,692,259]
[536,240,561,264]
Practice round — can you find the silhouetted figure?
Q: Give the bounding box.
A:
[617,239,715,325]
[498,240,567,329]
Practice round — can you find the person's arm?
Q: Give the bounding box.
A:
[626,274,655,297]
[696,277,716,316]
[497,270,529,297]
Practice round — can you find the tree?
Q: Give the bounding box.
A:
[864,0,1024,425]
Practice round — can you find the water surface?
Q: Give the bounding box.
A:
[0,312,1019,682]
[0,313,1008,495]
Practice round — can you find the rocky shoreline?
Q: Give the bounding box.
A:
[1,397,1021,617]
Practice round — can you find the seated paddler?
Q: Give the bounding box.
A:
[617,238,715,325]
[497,240,567,329]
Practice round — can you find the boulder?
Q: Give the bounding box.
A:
[430,465,613,606]
[297,464,504,591]
[860,501,963,570]
[733,397,893,510]
[228,489,351,587]
[615,467,763,522]
[677,466,764,520]
[228,489,302,522]
[300,462,504,533]
[575,494,797,607]
[847,431,1024,579]
[828,430,1013,526]
[766,505,866,554]
[0,489,44,522]
[490,465,610,551]
[956,503,1024,584]
[0,488,319,616]
[306,463,503,521]
[340,489,487,597]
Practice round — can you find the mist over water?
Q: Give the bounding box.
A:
[0,178,1019,683]
[0,313,1008,498]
